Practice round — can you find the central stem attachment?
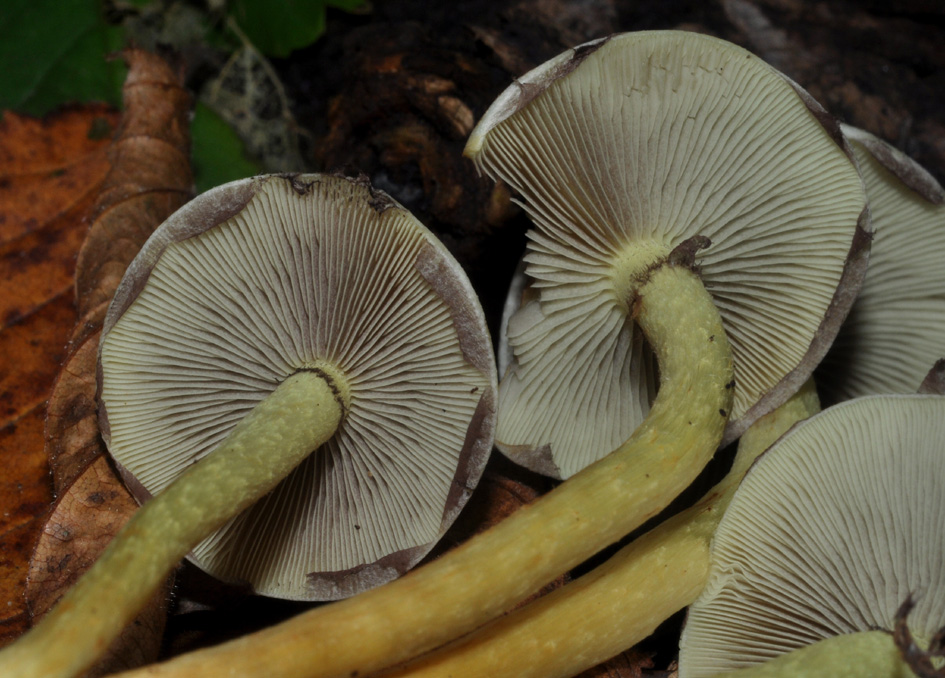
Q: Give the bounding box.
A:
[608,238,671,311]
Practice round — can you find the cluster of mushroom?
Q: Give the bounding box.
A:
[1,28,943,678]
[463,32,944,678]
[381,31,944,678]
[669,125,945,678]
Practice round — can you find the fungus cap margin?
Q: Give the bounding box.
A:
[818,126,945,403]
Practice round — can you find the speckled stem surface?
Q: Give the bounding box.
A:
[111,264,734,678]
[381,382,821,678]
[0,371,344,678]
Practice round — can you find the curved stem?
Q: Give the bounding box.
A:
[703,631,914,678]
[0,371,345,678]
[380,381,821,678]
[111,263,734,678]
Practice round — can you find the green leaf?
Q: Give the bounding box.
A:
[228,0,367,58]
[191,102,262,193]
[0,0,126,115]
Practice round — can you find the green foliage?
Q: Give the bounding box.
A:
[229,0,366,58]
[191,102,263,193]
[0,0,126,115]
[0,0,361,187]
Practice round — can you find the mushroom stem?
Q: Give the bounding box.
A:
[0,370,345,678]
[379,380,821,678]
[108,263,733,678]
[698,631,915,678]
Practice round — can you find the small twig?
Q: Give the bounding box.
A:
[893,595,945,678]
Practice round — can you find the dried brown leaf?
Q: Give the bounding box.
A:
[427,455,554,554]
[21,48,193,673]
[0,410,50,646]
[74,50,192,329]
[0,104,118,645]
[45,332,103,494]
[26,456,171,676]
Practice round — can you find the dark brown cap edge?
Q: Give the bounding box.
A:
[721,206,873,446]
[842,125,945,205]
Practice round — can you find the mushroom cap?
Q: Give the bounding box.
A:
[817,125,945,403]
[466,30,869,479]
[98,173,497,600]
[678,394,945,676]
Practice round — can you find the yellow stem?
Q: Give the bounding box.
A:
[703,631,915,678]
[381,381,820,678]
[110,263,733,678]
[0,370,344,678]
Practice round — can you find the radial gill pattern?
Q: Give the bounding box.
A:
[99,175,494,599]
[469,31,866,477]
[679,395,945,676]
[819,126,945,403]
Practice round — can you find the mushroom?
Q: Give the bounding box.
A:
[471,30,869,479]
[0,173,496,678]
[678,392,945,677]
[818,125,945,403]
[99,173,496,601]
[390,131,945,677]
[95,31,866,678]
